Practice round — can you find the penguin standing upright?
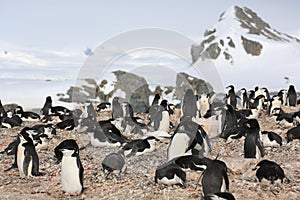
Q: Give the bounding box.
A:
[60,144,84,195]
[0,100,7,117]
[287,85,297,106]
[148,104,170,132]
[201,157,229,196]
[112,97,123,119]
[181,89,198,118]
[16,127,42,177]
[243,119,265,159]
[225,85,238,109]
[240,88,249,108]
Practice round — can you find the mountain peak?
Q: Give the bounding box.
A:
[191,5,300,64]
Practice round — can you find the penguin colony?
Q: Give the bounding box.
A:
[0,85,299,199]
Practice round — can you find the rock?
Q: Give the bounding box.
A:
[220,157,256,174]
[174,72,213,100]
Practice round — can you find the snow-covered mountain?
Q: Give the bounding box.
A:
[191,5,300,64]
[191,5,300,91]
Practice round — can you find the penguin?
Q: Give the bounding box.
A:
[60,145,84,195]
[220,105,238,138]
[14,106,40,121]
[287,85,297,106]
[286,125,300,143]
[151,94,161,106]
[273,109,294,127]
[293,111,300,125]
[198,93,212,118]
[120,136,159,157]
[56,119,76,130]
[40,96,52,115]
[54,139,79,163]
[269,95,282,116]
[31,124,56,138]
[102,152,126,179]
[148,104,170,132]
[261,131,282,147]
[181,88,198,118]
[243,119,265,159]
[201,157,229,196]
[96,102,111,112]
[34,134,49,151]
[0,100,7,117]
[171,155,206,171]
[40,96,71,116]
[204,192,236,200]
[225,85,238,109]
[112,97,123,119]
[155,162,186,187]
[0,116,21,128]
[253,160,285,184]
[240,88,249,108]
[278,89,288,106]
[167,116,211,160]
[16,127,42,177]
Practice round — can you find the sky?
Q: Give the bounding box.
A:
[0,0,300,108]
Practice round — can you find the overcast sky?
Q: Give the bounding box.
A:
[0,0,299,82]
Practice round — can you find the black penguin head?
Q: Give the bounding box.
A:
[14,106,23,114]
[46,96,52,102]
[160,100,168,110]
[19,127,35,143]
[226,85,234,92]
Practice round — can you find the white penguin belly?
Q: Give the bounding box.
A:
[61,157,82,194]
[17,145,25,177]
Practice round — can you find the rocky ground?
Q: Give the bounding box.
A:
[0,105,300,200]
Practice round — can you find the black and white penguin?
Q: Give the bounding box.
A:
[14,106,40,121]
[40,96,71,116]
[286,125,300,143]
[278,89,288,106]
[0,116,22,128]
[240,88,249,109]
[31,124,56,138]
[225,85,238,109]
[253,160,285,184]
[34,134,49,151]
[171,155,206,171]
[148,104,170,132]
[16,127,42,177]
[60,145,84,195]
[201,157,229,196]
[287,85,297,106]
[269,95,282,116]
[56,118,76,130]
[54,139,79,163]
[181,88,198,118]
[102,152,126,179]
[155,162,186,187]
[220,105,238,138]
[261,131,282,147]
[120,136,159,157]
[243,119,265,159]
[204,192,236,200]
[96,102,111,112]
[167,116,211,160]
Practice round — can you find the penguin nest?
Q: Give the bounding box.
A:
[0,107,300,200]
